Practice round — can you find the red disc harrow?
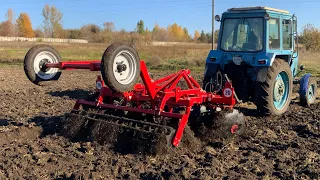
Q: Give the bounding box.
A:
[23,43,241,148]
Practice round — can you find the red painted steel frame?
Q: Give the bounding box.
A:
[45,60,101,71]
[65,60,236,147]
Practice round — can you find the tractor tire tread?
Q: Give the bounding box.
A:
[256,58,293,116]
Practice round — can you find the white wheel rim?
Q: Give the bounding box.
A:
[33,51,59,80]
[112,50,137,85]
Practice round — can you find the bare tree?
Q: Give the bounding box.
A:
[42,4,63,38]
[6,8,13,23]
[0,8,16,36]
[103,22,115,32]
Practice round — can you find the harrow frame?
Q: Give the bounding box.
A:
[44,60,237,147]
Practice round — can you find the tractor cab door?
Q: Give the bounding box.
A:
[282,17,299,77]
[268,15,298,77]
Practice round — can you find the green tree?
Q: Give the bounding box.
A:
[136,20,145,34]
[198,30,206,42]
[183,27,188,36]
[68,29,82,39]
[206,32,212,43]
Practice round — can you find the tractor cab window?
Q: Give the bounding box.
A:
[282,19,292,50]
[220,18,263,52]
[268,18,280,49]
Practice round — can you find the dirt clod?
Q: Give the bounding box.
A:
[0,67,319,179]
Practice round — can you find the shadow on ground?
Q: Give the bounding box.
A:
[47,89,93,100]
[0,119,24,127]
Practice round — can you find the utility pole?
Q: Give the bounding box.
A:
[212,0,215,50]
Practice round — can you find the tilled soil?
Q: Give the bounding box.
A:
[0,66,319,180]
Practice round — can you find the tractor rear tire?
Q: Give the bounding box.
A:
[255,59,293,116]
[101,43,140,93]
[24,44,62,85]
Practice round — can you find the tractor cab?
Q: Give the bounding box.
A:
[217,7,297,54]
[203,7,312,116]
[206,6,298,75]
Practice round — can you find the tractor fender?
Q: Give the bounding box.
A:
[269,53,276,66]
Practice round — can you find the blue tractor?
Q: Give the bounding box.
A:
[203,6,318,115]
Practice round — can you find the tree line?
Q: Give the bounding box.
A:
[0,5,217,44]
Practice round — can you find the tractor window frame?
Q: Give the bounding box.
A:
[293,19,297,51]
[219,17,264,53]
[282,19,293,50]
[268,18,280,50]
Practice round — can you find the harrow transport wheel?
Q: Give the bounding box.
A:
[256,59,293,115]
[299,74,317,107]
[24,44,61,85]
[101,43,140,93]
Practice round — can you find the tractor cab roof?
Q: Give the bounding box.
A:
[226,6,290,14]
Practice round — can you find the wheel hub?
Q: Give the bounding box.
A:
[112,50,137,85]
[39,59,49,72]
[116,62,127,73]
[33,51,59,80]
[274,78,285,102]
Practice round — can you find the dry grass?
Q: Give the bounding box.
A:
[0,41,319,76]
[0,42,108,62]
[299,51,320,77]
[0,41,211,72]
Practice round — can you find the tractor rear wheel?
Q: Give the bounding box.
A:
[256,59,293,116]
[101,43,140,93]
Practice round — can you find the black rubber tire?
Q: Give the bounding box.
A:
[24,44,61,85]
[255,59,293,116]
[300,78,317,107]
[101,43,140,93]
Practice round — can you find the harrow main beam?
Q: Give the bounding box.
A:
[45,60,101,71]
